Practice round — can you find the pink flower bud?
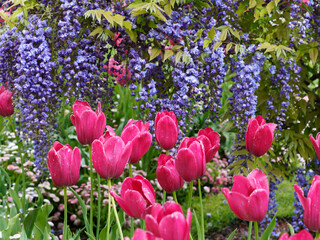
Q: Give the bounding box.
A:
[155,111,179,150]
[0,86,14,117]
[197,127,220,162]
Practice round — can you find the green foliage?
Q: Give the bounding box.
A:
[274,180,295,218]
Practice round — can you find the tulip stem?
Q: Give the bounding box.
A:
[129,164,132,178]
[315,232,320,239]
[130,217,134,237]
[63,187,68,240]
[248,221,252,240]
[89,145,94,236]
[108,179,124,240]
[254,221,258,240]
[106,180,112,240]
[173,191,178,203]
[162,190,166,204]
[188,181,193,209]
[96,175,101,239]
[198,179,204,240]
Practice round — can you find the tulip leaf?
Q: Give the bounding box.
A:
[9,189,22,211]
[288,223,294,235]
[192,209,201,240]
[23,208,39,238]
[0,166,11,187]
[260,214,277,240]
[2,213,20,240]
[227,228,237,240]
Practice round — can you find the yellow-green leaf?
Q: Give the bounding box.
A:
[89,27,104,37]
[195,29,203,42]
[203,39,212,48]
[155,8,167,22]
[249,0,256,8]
[219,29,228,41]
[212,41,222,51]
[256,42,271,50]
[266,1,275,14]
[207,26,215,39]
[163,50,174,61]
[164,4,172,18]
[150,48,161,61]
[226,42,233,53]
[123,21,132,30]
[309,48,318,65]
[112,14,124,27]
[175,51,183,64]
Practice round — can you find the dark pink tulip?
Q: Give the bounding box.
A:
[145,202,192,240]
[124,229,163,240]
[156,154,184,193]
[110,175,156,219]
[294,175,320,232]
[47,141,81,187]
[245,115,277,157]
[310,133,320,160]
[175,137,206,181]
[121,119,152,164]
[0,86,14,117]
[279,230,316,240]
[197,127,220,162]
[70,100,106,145]
[155,111,179,150]
[92,135,132,179]
[222,169,269,222]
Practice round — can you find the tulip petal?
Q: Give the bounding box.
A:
[305,176,320,232]
[247,169,269,193]
[279,233,289,240]
[110,189,133,217]
[114,141,132,178]
[123,190,148,218]
[185,209,192,240]
[94,112,106,140]
[311,134,320,160]
[155,116,178,150]
[145,215,161,237]
[71,147,81,185]
[159,212,188,240]
[129,132,152,164]
[92,140,109,179]
[231,175,252,197]
[247,189,269,222]
[121,124,140,144]
[176,148,198,181]
[251,124,273,157]
[223,190,251,221]
[245,118,259,153]
[294,184,307,210]
[291,230,314,240]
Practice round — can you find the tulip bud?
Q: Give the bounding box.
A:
[245,115,277,157]
[47,141,81,187]
[222,169,269,222]
[0,86,14,117]
[70,100,106,145]
[294,175,320,232]
[197,127,220,162]
[279,230,315,240]
[110,175,156,219]
[310,133,320,160]
[175,137,206,181]
[121,119,152,164]
[155,111,179,150]
[156,155,184,193]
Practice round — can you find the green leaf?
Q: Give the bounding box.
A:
[2,214,20,240]
[164,4,172,17]
[175,51,183,64]
[249,0,256,8]
[126,29,137,43]
[0,166,11,187]
[192,210,201,240]
[309,48,318,65]
[195,29,203,42]
[227,229,237,240]
[149,48,161,61]
[261,214,277,240]
[232,149,248,155]
[112,14,124,27]
[203,39,212,48]
[123,21,132,30]
[207,26,215,39]
[163,49,174,61]
[229,28,240,40]
[34,204,53,240]
[219,29,228,41]
[266,1,275,14]
[226,43,233,53]
[256,42,271,50]
[212,41,222,51]
[154,8,167,22]
[170,0,175,7]
[24,208,39,238]
[9,189,22,210]
[288,223,294,235]
[89,26,104,37]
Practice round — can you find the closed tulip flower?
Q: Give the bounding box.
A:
[294,175,320,232]
[155,111,179,150]
[157,154,184,193]
[310,133,320,160]
[197,127,220,162]
[145,202,192,240]
[70,100,106,145]
[279,230,317,240]
[47,141,81,187]
[110,175,156,219]
[0,86,14,117]
[175,137,206,181]
[121,119,152,164]
[222,169,269,222]
[245,115,277,157]
[124,229,163,240]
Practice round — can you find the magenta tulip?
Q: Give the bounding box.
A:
[175,137,206,181]
[47,141,81,187]
[145,202,192,240]
[110,175,156,219]
[0,86,14,117]
[279,230,316,240]
[222,169,269,222]
[155,111,179,150]
[310,133,320,160]
[92,134,132,179]
[294,175,320,232]
[197,127,220,162]
[120,119,152,164]
[124,229,163,240]
[157,154,184,193]
[245,115,277,157]
[70,100,106,145]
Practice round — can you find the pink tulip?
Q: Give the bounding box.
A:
[47,141,81,187]
[121,119,152,164]
[145,202,192,240]
[245,115,277,157]
[222,169,269,222]
[0,86,14,117]
[70,100,106,145]
[197,127,220,162]
[279,230,316,240]
[155,111,179,150]
[110,175,156,218]
[157,155,184,193]
[92,132,132,179]
[175,137,206,181]
[124,229,163,240]
[310,133,320,160]
[294,175,320,232]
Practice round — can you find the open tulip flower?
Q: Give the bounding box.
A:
[156,154,184,193]
[110,175,156,219]
[222,169,269,222]
[197,127,220,162]
[245,115,277,157]
[294,175,320,233]
[47,141,81,187]
[175,137,206,181]
[310,133,320,160]
[125,229,163,240]
[70,100,106,145]
[0,86,14,117]
[145,202,192,240]
[121,119,152,164]
[155,110,179,150]
[279,230,318,240]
